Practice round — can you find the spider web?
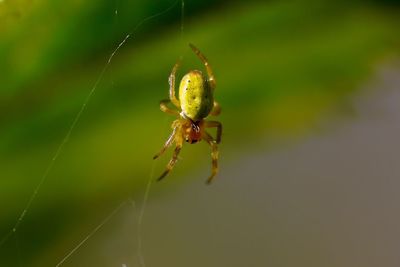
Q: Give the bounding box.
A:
[0,0,186,266]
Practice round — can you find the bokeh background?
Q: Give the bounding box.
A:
[1,0,400,266]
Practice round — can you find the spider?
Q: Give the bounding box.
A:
[153,43,222,184]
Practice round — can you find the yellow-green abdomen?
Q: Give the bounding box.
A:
[179,70,213,121]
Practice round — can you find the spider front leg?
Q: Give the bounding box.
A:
[153,126,177,159]
[189,43,216,90]
[202,132,219,184]
[157,124,184,181]
[157,143,183,181]
[205,120,222,144]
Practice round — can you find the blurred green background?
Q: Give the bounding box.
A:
[1,0,400,266]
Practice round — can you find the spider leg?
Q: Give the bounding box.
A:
[153,127,177,159]
[189,43,216,90]
[157,144,183,181]
[202,131,219,184]
[169,59,181,108]
[210,101,221,116]
[205,120,222,144]
[160,99,180,116]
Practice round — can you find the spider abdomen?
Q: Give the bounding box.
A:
[179,70,213,121]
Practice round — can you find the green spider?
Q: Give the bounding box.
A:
[154,43,222,184]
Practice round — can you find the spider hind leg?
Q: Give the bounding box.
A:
[159,99,180,116]
[189,43,216,90]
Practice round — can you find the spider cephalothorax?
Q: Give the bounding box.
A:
[153,43,222,184]
[183,120,203,144]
